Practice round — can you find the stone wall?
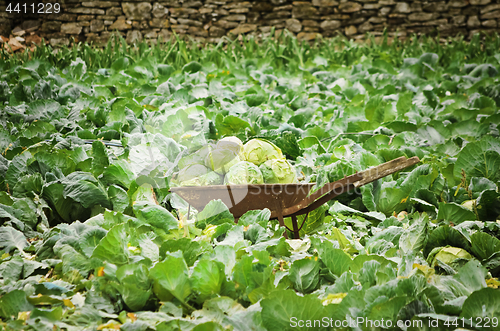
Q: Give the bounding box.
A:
[1,0,500,48]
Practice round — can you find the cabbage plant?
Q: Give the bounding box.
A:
[259,159,297,184]
[205,148,241,175]
[177,164,211,183]
[224,161,264,185]
[242,138,283,166]
[216,136,244,157]
[180,171,223,186]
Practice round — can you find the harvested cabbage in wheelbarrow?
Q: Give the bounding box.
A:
[224,161,264,185]
[174,136,299,186]
[205,148,241,175]
[259,159,297,184]
[242,138,283,165]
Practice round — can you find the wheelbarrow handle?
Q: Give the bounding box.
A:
[275,156,420,219]
[274,172,362,219]
[306,173,363,203]
[354,156,420,188]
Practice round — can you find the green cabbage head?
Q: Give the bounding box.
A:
[224,161,264,185]
[177,164,210,183]
[242,138,283,166]
[216,136,244,157]
[180,171,223,186]
[259,159,297,184]
[205,148,241,175]
[178,143,215,169]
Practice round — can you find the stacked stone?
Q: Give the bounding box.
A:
[1,0,500,47]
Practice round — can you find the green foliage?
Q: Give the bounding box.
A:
[1,33,500,330]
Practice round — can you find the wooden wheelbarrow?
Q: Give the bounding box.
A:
[170,156,420,239]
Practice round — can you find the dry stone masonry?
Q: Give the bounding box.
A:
[1,0,500,49]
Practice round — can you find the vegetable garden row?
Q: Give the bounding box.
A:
[1,33,500,330]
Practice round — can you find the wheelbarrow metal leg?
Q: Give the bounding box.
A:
[291,215,300,239]
[274,195,288,239]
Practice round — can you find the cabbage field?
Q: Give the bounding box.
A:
[1,33,500,331]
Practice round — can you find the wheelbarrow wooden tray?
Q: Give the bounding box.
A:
[170,156,420,238]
